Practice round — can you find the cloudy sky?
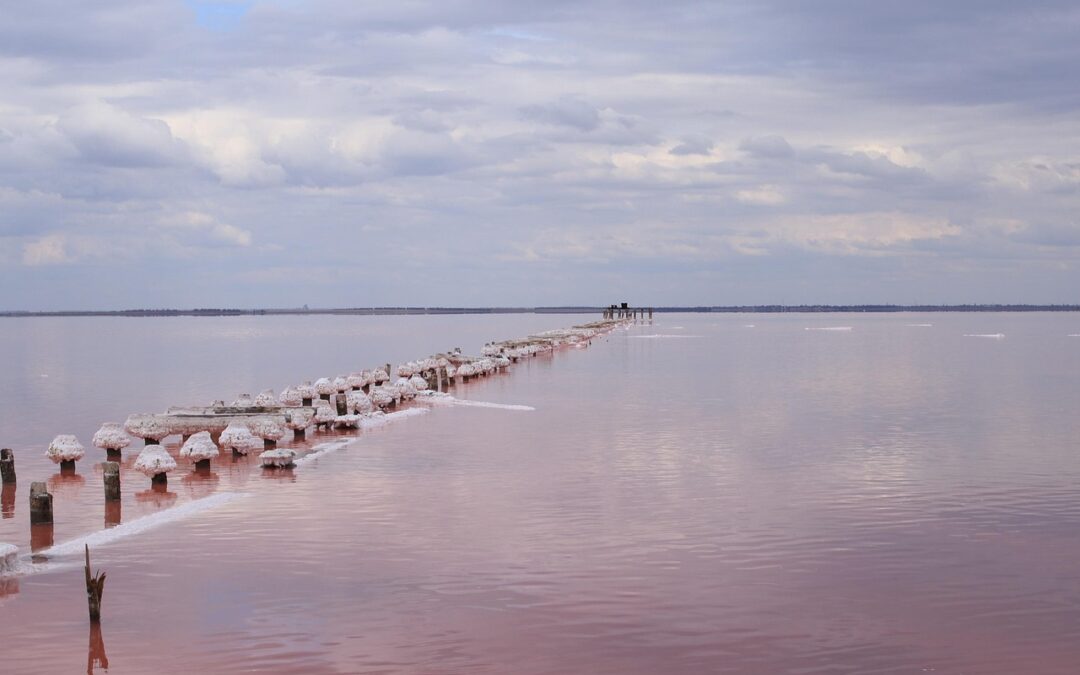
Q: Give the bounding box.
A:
[1,1,1078,309]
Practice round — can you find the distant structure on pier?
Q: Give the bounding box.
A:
[603,303,652,320]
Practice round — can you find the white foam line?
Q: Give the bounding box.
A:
[964,333,1005,339]
[450,399,536,411]
[805,326,853,331]
[41,492,247,559]
[629,334,703,339]
[1069,334,1080,337]
[414,392,534,411]
[386,408,429,420]
[293,440,352,468]
[907,324,933,327]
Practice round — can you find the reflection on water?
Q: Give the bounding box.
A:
[48,470,86,495]
[134,485,178,508]
[87,623,109,674]
[1,483,14,518]
[29,522,53,552]
[1,313,1080,673]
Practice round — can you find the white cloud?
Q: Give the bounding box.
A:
[22,234,70,265]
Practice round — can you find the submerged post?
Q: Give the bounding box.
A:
[0,448,14,484]
[103,462,120,502]
[29,481,52,525]
[84,545,106,623]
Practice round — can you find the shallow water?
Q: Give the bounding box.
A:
[2,312,1080,673]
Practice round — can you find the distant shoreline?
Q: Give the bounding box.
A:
[1,304,1078,318]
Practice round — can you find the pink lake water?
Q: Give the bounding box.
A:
[2,312,1080,673]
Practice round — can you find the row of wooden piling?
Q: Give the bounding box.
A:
[1,315,632,561]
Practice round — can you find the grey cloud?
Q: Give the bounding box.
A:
[739,135,795,159]
[521,96,601,131]
[670,135,714,156]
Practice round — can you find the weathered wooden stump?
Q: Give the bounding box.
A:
[0,448,15,484]
[84,545,106,623]
[302,397,313,407]
[150,472,167,487]
[293,428,306,439]
[29,481,53,524]
[105,448,122,462]
[60,459,76,474]
[335,395,348,416]
[194,458,210,471]
[103,462,120,501]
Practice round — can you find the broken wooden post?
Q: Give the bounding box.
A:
[84,544,106,623]
[29,481,52,524]
[0,448,14,484]
[103,462,120,502]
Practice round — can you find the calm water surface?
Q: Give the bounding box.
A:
[2,312,1080,673]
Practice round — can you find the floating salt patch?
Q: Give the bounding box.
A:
[629,334,703,339]
[1069,334,1080,337]
[743,324,756,328]
[805,326,853,331]
[0,543,18,575]
[964,333,1005,339]
[42,492,245,559]
[906,324,933,327]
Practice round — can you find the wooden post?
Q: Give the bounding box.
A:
[302,397,313,407]
[436,367,443,392]
[194,458,210,471]
[106,448,121,462]
[335,394,348,416]
[30,481,52,524]
[103,462,120,501]
[150,472,167,487]
[293,428,306,440]
[84,545,106,623]
[649,307,653,319]
[0,448,14,484]
[385,363,393,382]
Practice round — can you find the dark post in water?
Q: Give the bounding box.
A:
[0,448,15,484]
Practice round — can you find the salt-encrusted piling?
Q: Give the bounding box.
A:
[103,461,120,501]
[92,424,131,462]
[133,446,176,486]
[335,394,348,416]
[180,432,219,471]
[29,481,53,524]
[84,545,106,623]
[47,434,85,473]
[0,448,14,484]
[249,417,284,449]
